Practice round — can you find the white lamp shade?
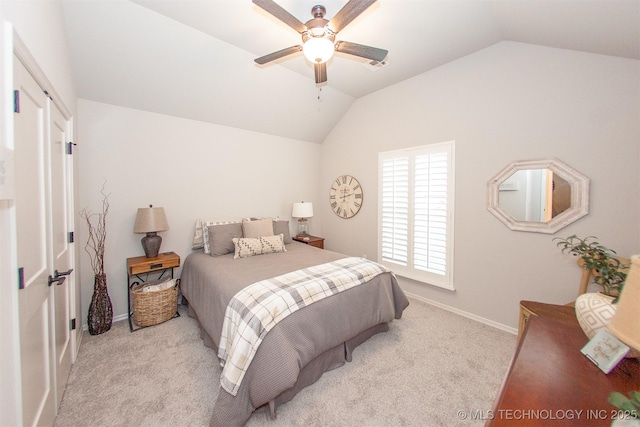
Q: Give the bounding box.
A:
[607,254,640,351]
[133,207,169,233]
[292,202,314,218]
[302,37,334,64]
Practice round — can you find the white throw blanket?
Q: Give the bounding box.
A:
[218,257,390,396]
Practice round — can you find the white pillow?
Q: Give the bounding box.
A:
[141,278,176,293]
[232,234,286,259]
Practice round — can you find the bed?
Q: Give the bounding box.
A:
[180,219,409,426]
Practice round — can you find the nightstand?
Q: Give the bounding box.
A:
[127,251,180,332]
[292,235,324,249]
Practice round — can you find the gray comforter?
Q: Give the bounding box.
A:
[180,242,409,426]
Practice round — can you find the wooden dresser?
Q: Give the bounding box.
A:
[518,300,578,340]
[487,315,640,426]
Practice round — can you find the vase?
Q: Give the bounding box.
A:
[88,273,113,335]
[575,292,617,340]
[576,290,639,358]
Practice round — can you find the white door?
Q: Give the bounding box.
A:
[50,102,73,407]
[14,56,56,427]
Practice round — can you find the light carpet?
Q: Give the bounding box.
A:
[54,298,516,427]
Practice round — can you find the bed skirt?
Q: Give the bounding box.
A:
[185,301,390,426]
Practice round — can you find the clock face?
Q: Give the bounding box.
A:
[330,175,363,219]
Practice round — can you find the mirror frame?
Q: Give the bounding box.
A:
[487,158,590,234]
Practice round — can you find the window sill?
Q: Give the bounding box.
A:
[384,265,455,292]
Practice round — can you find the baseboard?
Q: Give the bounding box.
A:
[113,313,128,323]
[74,329,83,360]
[85,302,517,336]
[404,291,518,335]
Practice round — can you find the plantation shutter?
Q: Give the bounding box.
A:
[378,142,454,290]
[413,152,448,276]
[380,157,409,265]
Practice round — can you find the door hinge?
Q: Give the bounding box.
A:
[67,142,76,155]
[18,267,24,290]
[71,318,76,330]
[14,90,20,113]
[69,231,74,243]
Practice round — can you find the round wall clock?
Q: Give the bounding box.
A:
[329,174,363,219]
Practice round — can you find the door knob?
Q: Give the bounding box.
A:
[48,275,66,287]
[55,268,74,277]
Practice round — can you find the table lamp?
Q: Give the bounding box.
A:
[292,201,313,236]
[133,205,169,258]
[607,254,640,353]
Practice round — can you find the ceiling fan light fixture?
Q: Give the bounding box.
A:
[253,0,386,84]
[303,37,335,64]
[309,26,326,37]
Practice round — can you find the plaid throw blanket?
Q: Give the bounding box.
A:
[218,257,390,396]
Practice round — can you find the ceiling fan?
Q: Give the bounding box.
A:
[253,0,388,84]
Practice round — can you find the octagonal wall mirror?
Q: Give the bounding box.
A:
[487,158,590,234]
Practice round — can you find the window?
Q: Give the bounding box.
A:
[378,141,455,290]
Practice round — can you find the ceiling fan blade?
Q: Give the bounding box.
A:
[255,45,302,65]
[252,0,307,33]
[329,0,377,33]
[335,41,388,62]
[314,63,327,84]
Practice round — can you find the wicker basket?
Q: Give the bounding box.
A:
[131,278,179,327]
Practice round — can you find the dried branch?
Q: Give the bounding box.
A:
[80,183,110,277]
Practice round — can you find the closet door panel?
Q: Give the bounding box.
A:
[50,102,73,407]
[14,55,56,427]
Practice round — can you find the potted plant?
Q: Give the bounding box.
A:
[554,235,629,298]
[609,391,640,426]
[80,185,113,335]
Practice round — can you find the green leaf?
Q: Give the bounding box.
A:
[609,391,640,412]
[609,392,631,408]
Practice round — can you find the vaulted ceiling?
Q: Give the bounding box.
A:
[62,0,640,143]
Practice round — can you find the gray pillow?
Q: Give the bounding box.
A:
[207,223,243,256]
[200,219,241,253]
[273,220,292,244]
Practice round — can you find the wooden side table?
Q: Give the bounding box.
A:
[127,251,180,332]
[292,235,325,249]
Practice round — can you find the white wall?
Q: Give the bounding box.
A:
[320,42,640,330]
[2,0,76,112]
[76,100,322,327]
[73,42,640,333]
